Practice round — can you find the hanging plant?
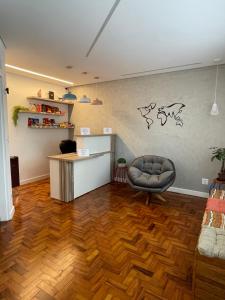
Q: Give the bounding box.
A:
[12,106,29,126]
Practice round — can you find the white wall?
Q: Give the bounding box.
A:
[0,38,14,221]
[6,72,70,184]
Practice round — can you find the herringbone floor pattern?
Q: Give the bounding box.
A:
[0,180,206,300]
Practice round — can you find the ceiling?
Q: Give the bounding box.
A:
[0,0,225,86]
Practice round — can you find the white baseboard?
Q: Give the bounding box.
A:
[20,176,208,198]
[168,186,208,198]
[20,174,49,185]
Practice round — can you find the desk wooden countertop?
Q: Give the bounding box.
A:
[75,134,116,137]
[48,151,111,162]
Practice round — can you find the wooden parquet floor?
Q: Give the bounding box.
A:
[0,180,206,300]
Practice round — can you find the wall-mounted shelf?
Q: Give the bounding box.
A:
[78,101,103,106]
[25,95,74,139]
[27,96,75,105]
[28,126,75,129]
[19,110,65,116]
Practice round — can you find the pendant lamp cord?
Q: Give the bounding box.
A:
[214,64,219,104]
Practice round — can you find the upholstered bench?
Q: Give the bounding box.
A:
[193,189,225,299]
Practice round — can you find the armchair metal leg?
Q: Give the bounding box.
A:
[132,191,166,205]
[146,193,151,205]
[155,193,166,202]
[132,191,143,198]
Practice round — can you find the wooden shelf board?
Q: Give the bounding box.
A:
[27,96,75,105]
[28,126,75,129]
[19,111,65,116]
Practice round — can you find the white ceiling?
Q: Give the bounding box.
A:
[0,0,225,86]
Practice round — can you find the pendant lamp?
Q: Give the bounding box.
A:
[79,95,91,103]
[63,88,77,101]
[210,63,219,116]
[91,77,103,105]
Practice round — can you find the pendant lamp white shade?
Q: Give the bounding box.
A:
[210,102,219,116]
[211,63,219,116]
[79,95,91,103]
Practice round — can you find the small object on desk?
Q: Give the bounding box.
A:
[80,127,90,135]
[103,127,112,134]
[77,148,90,157]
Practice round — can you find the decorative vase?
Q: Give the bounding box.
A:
[37,89,42,98]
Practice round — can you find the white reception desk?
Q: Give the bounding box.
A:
[48,134,115,202]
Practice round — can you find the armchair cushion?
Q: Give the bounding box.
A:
[128,167,174,188]
[127,155,176,192]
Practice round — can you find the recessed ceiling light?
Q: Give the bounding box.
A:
[5,64,74,85]
[65,65,73,69]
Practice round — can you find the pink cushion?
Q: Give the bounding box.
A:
[206,198,225,213]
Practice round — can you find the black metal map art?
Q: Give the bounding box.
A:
[137,102,185,129]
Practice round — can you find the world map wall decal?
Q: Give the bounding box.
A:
[137,102,186,129]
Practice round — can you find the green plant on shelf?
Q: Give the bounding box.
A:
[12,106,29,126]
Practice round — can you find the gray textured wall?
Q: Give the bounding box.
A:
[71,65,225,192]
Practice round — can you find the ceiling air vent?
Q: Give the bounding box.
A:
[120,62,202,77]
[86,0,121,57]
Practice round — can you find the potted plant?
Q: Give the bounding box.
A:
[117,157,126,167]
[211,147,225,181]
[12,106,29,126]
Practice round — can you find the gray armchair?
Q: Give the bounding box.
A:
[127,155,176,204]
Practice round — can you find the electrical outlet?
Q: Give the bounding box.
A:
[202,178,209,185]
